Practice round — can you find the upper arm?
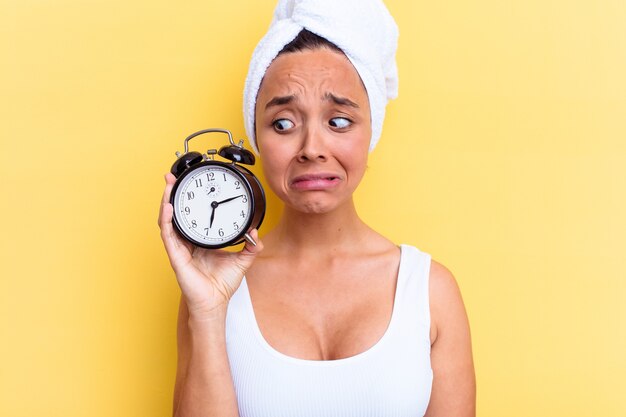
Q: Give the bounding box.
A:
[173,295,191,416]
[424,260,476,417]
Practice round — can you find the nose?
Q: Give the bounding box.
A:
[296,124,328,163]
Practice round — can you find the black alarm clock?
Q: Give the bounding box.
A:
[169,128,266,249]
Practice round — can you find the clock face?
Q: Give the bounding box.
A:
[172,164,253,246]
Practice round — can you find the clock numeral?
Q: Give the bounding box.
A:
[240,210,245,218]
[191,220,197,228]
[223,173,227,182]
[187,191,195,200]
[234,181,241,190]
[207,172,215,181]
[218,228,224,237]
[184,207,191,215]
[233,222,239,231]
[204,228,209,236]
[195,178,203,188]
[242,195,248,203]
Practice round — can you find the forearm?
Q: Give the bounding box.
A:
[174,311,239,417]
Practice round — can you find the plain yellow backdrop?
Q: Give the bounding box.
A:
[1,0,625,415]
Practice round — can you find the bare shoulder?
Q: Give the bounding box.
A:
[428,259,468,344]
[425,258,476,416]
[429,259,462,304]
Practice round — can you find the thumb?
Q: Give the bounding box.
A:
[236,228,264,270]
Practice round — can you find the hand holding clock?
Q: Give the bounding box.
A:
[159,173,263,320]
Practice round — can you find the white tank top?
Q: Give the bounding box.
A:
[225,245,433,416]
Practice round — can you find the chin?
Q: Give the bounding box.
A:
[288,195,348,215]
[299,202,333,214]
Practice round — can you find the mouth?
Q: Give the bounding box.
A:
[290,173,342,190]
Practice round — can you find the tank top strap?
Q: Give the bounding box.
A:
[225,277,258,351]
[393,244,432,336]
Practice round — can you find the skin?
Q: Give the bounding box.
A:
[160,47,475,416]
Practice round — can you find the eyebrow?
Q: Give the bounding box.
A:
[264,93,360,110]
[264,95,297,110]
[323,92,360,108]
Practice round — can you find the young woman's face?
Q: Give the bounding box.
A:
[255,47,372,214]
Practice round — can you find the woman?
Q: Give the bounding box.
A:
[159,1,475,416]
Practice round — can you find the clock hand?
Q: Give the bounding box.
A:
[209,201,218,229]
[216,195,244,206]
[209,207,215,229]
[208,195,243,230]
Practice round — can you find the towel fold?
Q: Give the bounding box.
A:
[243,0,399,153]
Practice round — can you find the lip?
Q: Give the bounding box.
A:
[290,172,343,190]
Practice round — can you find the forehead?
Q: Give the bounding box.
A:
[258,48,367,101]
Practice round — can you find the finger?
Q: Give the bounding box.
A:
[160,201,193,269]
[159,174,176,229]
[161,173,176,205]
[227,229,262,277]
[165,172,177,185]
[159,173,196,257]
[241,228,263,256]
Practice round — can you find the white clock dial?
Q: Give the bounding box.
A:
[173,165,252,244]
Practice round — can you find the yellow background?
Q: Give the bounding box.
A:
[2,0,625,415]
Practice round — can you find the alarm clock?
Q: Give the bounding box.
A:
[169,128,266,249]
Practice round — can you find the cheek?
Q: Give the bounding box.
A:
[349,153,369,181]
[259,143,290,193]
[338,135,370,174]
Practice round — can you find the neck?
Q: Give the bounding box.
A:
[266,199,371,257]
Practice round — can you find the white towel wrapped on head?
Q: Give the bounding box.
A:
[243,0,399,153]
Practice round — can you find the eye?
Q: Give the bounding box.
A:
[329,117,352,129]
[273,118,295,131]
